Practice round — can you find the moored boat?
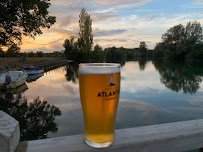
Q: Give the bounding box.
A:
[22,66,44,75]
[26,73,44,83]
[9,83,28,94]
[0,71,27,89]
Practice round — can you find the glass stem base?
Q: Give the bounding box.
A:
[85,139,114,148]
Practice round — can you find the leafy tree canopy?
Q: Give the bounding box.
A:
[6,44,20,57]
[93,44,103,52]
[0,0,56,48]
[162,21,203,46]
[78,8,93,53]
[154,21,203,60]
[139,41,147,49]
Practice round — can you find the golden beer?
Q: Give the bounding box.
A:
[79,63,120,148]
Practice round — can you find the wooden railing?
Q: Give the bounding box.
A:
[16,119,203,152]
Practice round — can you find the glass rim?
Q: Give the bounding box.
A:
[79,63,120,68]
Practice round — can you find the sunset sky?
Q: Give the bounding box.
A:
[21,0,203,52]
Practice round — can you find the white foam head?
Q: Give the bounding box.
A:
[79,63,120,74]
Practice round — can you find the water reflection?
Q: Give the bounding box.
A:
[116,99,191,129]
[63,59,147,84]
[1,60,203,141]
[65,63,79,83]
[0,94,61,141]
[153,60,203,94]
[138,58,147,71]
[0,83,28,96]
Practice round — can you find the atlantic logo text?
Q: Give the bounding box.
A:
[97,89,120,97]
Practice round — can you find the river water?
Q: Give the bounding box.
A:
[1,60,203,140]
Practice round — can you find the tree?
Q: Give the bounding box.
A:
[28,51,35,57]
[185,21,203,50]
[138,41,148,58]
[36,51,43,57]
[63,9,93,62]
[91,44,105,62]
[63,35,81,60]
[153,42,165,58]
[64,35,75,58]
[105,47,127,65]
[78,8,93,54]
[162,24,186,58]
[93,44,103,52]
[0,47,5,57]
[6,44,20,57]
[139,41,147,50]
[0,0,56,48]
[154,21,203,60]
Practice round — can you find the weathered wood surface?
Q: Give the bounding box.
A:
[16,119,203,152]
[0,111,20,152]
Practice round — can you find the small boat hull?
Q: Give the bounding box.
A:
[26,73,44,83]
[7,83,28,94]
[9,77,27,89]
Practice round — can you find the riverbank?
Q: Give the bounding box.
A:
[0,57,69,73]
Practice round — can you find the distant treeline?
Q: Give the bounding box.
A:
[64,21,203,63]
[64,37,152,64]
[0,47,64,58]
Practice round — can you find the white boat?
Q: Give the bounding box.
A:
[22,66,44,75]
[0,71,27,89]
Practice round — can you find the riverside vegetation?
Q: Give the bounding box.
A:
[63,12,203,63]
[0,4,202,63]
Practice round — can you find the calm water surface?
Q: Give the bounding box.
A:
[1,61,203,139]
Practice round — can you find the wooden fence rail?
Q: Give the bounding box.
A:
[16,119,203,152]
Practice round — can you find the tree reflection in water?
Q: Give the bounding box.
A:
[138,57,147,71]
[64,61,127,84]
[153,60,203,94]
[65,62,79,83]
[0,94,61,141]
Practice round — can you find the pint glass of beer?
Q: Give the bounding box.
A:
[79,63,120,148]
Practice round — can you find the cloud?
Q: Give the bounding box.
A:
[94,29,127,36]
[21,0,203,52]
[92,12,119,22]
[94,39,128,42]
[58,15,75,27]
[95,0,152,8]
[51,0,152,10]
[21,0,153,52]
[194,0,203,4]
[22,47,53,53]
[44,28,77,37]
[144,14,164,21]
